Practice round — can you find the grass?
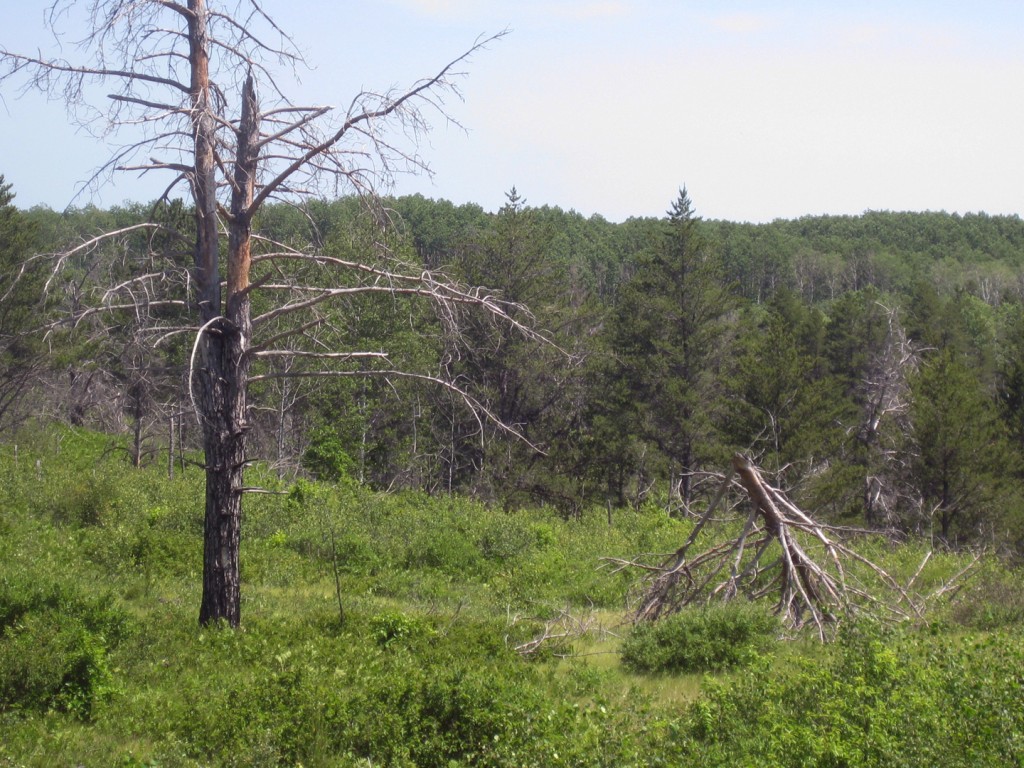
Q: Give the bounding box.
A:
[1,424,1023,766]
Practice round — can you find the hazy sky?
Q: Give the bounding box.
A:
[2,1,1022,223]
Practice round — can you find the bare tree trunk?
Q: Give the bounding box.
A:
[193,3,252,627]
[131,385,144,468]
[198,345,246,626]
[200,71,258,625]
[198,69,258,626]
[275,377,290,478]
[178,412,186,476]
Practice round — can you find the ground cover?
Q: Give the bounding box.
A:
[1,425,1022,766]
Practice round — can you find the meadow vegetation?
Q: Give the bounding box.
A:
[2,425,1023,767]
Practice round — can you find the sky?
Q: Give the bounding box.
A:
[1,1,1023,223]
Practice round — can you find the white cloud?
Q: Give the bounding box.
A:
[389,0,477,18]
[708,12,776,36]
[554,2,630,21]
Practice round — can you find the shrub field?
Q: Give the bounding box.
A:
[1,426,1023,766]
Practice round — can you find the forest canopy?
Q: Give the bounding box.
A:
[3,185,1024,551]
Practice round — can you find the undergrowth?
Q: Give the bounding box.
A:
[0,424,1022,766]
[621,602,779,674]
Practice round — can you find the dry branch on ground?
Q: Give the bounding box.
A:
[607,455,976,640]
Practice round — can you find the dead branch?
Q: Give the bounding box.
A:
[616,454,975,640]
[507,604,597,658]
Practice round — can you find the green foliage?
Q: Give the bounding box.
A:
[48,470,123,526]
[0,611,114,720]
[17,189,1024,549]
[945,558,1024,630]
[671,621,1024,767]
[0,175,45,428]
[909,349,1016,542]
[0,573,131,721]
[300,424,355,483]
[369,611,432,648]
[621,603,779,674]
[725,303,847,469]
[2,430,1024,766]
[998,305,1024,451]
[602,188,737,502]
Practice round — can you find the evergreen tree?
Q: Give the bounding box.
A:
[445,188,579,506]
[908,349,1014,544]
[605,188,736,504]
[0,176,43,427]
[726,303,845,475]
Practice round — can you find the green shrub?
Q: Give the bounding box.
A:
[0,611,114,720]
[49,472,120,526]
[301,425,355,482]
[370,611,431,648]
[670,621,1024,767]
[945,559,1024,630]
[621,602,779,674]
[0,564,132,721]
[0,576,133,644]
[478,516,537,561]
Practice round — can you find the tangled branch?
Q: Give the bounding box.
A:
[608,455,976,641]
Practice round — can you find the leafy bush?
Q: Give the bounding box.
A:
[139,614,648,767]
[49,472,121,526]
[670,621,1024,767]
[0,566,132,721]
[370,611,431,648]
[0,611,114,720]
[478,515,538,561]
[0,575,133,644]
[621,602,779,673]
[945,559,1024,630]
[7,426,1024,766]
[301,425,355,482]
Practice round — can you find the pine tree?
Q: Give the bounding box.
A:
[908,349,1013,544]
[0,176,43,427]
[726,303,845,474]
[606,188,735,504]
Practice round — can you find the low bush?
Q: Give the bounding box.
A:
[369,611,432,648]
[621,602,779,674]
[0,575,130,722]
[0,611,114,720]
[4,427,1024,766]
[0,575,133,645]
[670,621,1024,767]
[945,558,1024,630]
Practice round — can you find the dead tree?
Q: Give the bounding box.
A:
[2,1,523,627]
[609,454,958,641]
[854,303,921,527]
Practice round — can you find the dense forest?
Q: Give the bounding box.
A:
[3,179,1023,550]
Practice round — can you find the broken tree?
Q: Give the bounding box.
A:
[610,454,952,640]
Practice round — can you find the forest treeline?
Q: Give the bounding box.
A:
[3,178,1024,550]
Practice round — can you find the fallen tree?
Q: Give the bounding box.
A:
[608,455,977,640]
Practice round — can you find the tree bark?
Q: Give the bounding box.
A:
[197,321,248,626]
[189,0,255,627]
[198,71,258,627]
